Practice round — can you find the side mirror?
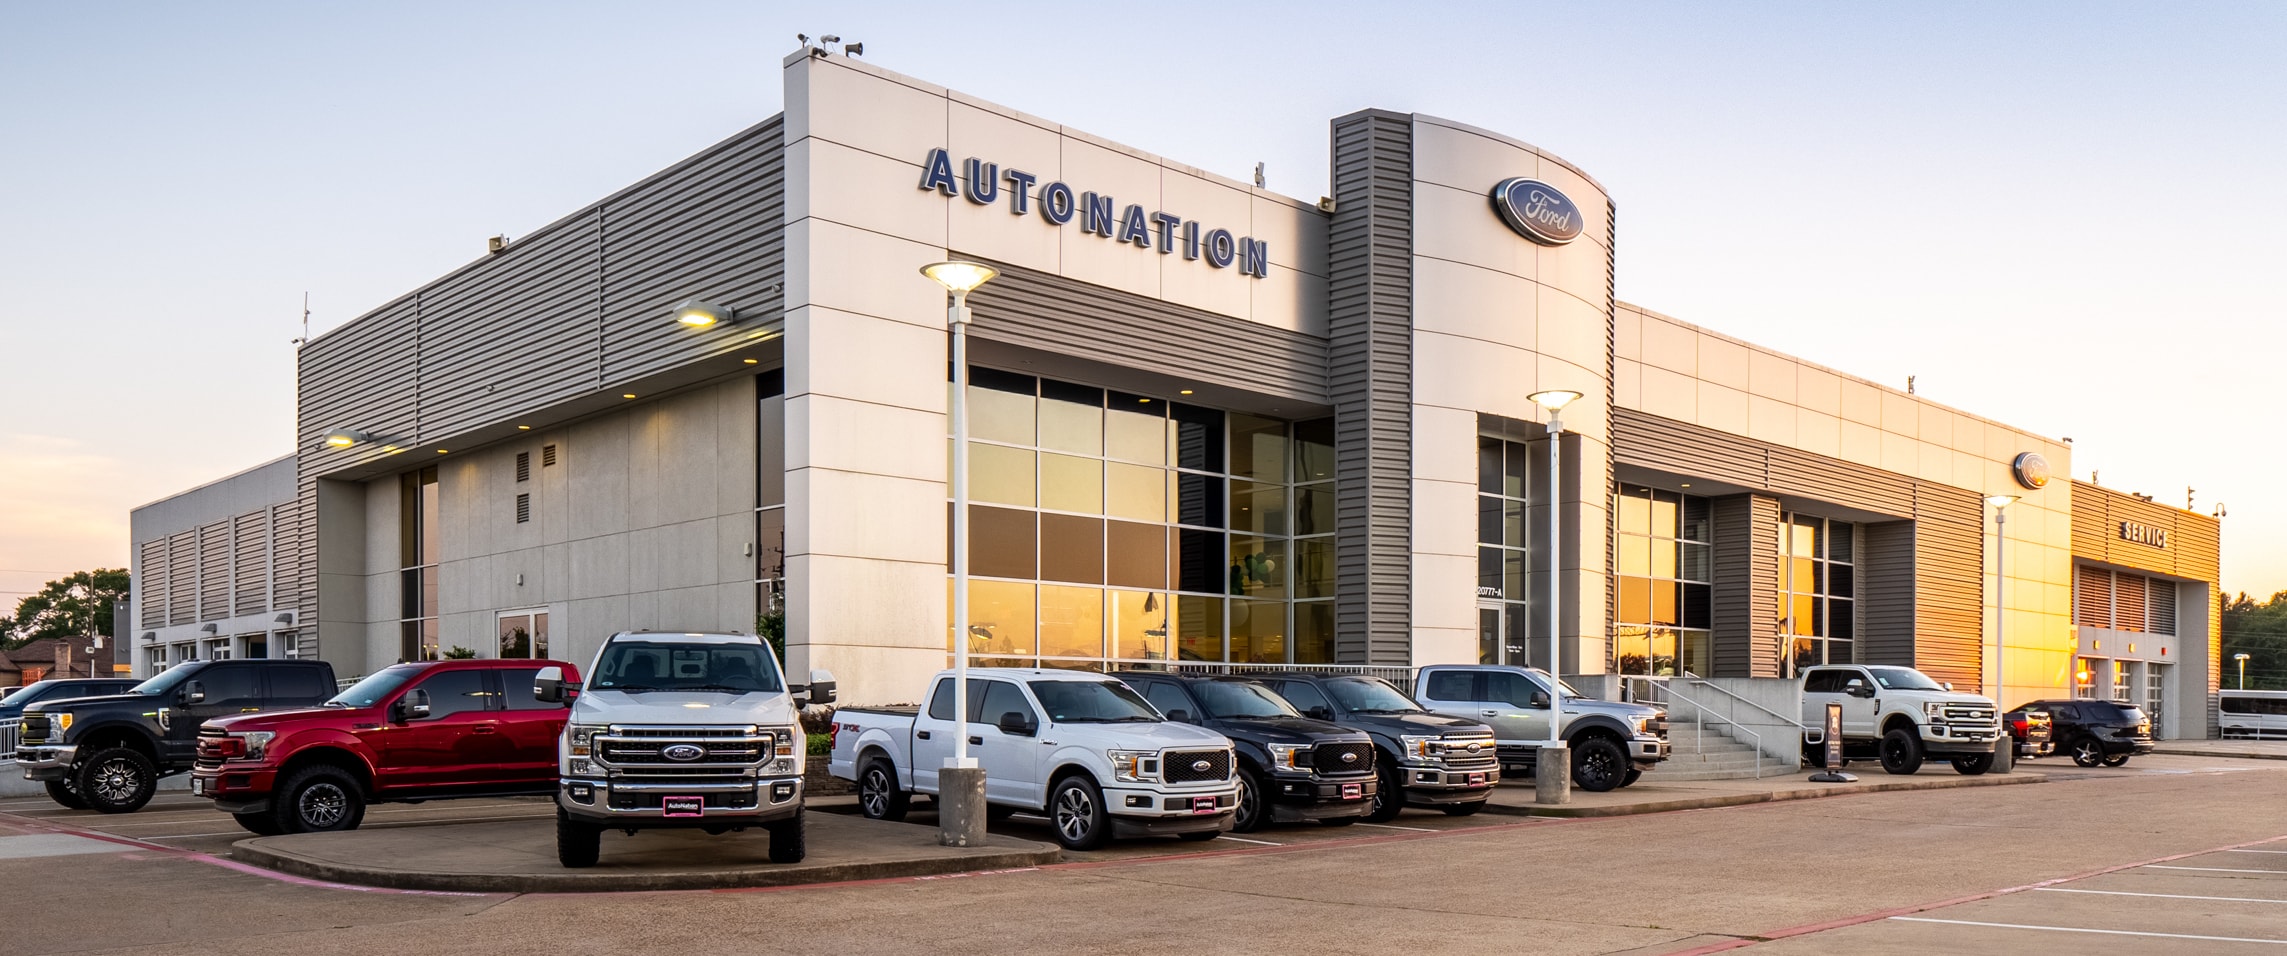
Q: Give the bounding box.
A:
[996,711,1035,736]
[397,688,432,721]
[532,666,566,704]
[1165,709,1192,724]
[1306,705,1334,721]
[802,669,837,706]
[1528,691,1551,709]
[1942,682,1954,692]
[1846,681,1876,699]
[183,681,206,705]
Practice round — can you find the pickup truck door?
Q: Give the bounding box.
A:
[910,677,962,795]
[1414,669,1484,725]
[492,667,571,787]
[176,664,266,763]
[375,668,507,792]
[974,680,1044,807]
[1479,671,1555,745]
[1806,668,1883,739]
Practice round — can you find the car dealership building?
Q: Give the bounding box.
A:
[125,51,2224,737]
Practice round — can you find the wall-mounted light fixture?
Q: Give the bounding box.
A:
[673,298,736,328]
[322,428,371,447]
[142,631,157,642]
[274,613,295,625]
[199,623,218,634]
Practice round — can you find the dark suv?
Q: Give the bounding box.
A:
[1114,673,1376,832]
[2007,699,2153,767]
[16,659,337,812]
[1254,672,1499,821]
[0,679,139,722]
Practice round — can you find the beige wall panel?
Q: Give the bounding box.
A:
[1250,194,1330,276]
[1414,257,1537,346]
[1640,315,1697,376]
[567,415,631,540]
[1413,404,1479,487]
[787,394,946,485]
[1535,243,1611,314]
[1247,263,1326,337]
[1412,626,1476,667]
[1747,394,1796,447]
[787,139,943,247]
[1412,331,1540,421]
[1539,356,1610,445]
[1613,358,1643,411]
[792,468,944,567]
[1879,430,1918,475]
[1747,349,1797,403]
[1158,249,1252,320]
[1796,409,1841,459]
[1058,224,1159,299]
[1523,156,1613,250]
[1797,366,1841,416]
[783,306,945,416]
[784,58,945,162]
[946,99,1060,181]
[1880,390,1919,438]
[1411,550,1478,632]
[782,553,949,705]
[1638,364,1698,422]
[788,220,947,329]
[1536,284,1608,376]
[1614,305,1643,362]
[1839,379,1881,426]
[1413,182,1535,279]
[1839,419,1883,469]
[1696,335,1750,392]
[1918,403,1954,449]
[1696,381,1748,435]
[1410,118,1538,195]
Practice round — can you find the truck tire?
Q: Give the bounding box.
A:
[1048,775,1112,851]
[1950,751,1994,775]
[273,764,366,833]
[43,778,87,810]
[1571,737,1628,792]
[1231,768,1268,833]
[556,808,602,868]
[857,757,910,822]
[2068,736,2105,768]
[767,806,807,864]
[76,747,158,814]
[2101,753,2131,767]
[1622,768,1645,788]
[1362,759,1406,823]
[234,812,284,836]
[1878,728,1924,775]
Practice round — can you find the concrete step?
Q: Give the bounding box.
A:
[1653,766,1804,782]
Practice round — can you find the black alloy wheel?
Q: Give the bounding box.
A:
[43,778,87,810]
[1231,769,1267,833]
[857,758,910,821]
[2069,736,2105,768]
[75,747,158,814]
[1571,737,1628,793]
[1362,759,1405,823]
[276,765,366,833]
[1049,776,1111,851]
[1878,728,1925,775]
[1950,751,1995,775]
[2101,753,2131,768]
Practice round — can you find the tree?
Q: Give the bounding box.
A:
[2220,590,2287,691]
[5,569,129,649]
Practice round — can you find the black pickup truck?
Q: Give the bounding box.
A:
[1255,672,1501,821]
[16,659,337,813]
[1113,673,1376,832]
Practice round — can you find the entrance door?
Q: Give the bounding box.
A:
[1477,603,1503,665]
[497,610,549,659]
[2144,663,2167,738]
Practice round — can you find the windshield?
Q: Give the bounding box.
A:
[0,681,57,716]
[1027,680,1160,722]
[592,640,783,694]
[1324,677,1423,714]
[1867,667,1945,692]
[1193,680,1300,719]
[128,662,207,697]
[328,664,426,708]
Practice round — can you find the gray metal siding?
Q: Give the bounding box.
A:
[1326,110,1413,665]
[1710,494,1780,678]
[1912,484,1984,691]
[1616,408,1916,519]
[959,258,1328,404]
[1859,521,1917,667]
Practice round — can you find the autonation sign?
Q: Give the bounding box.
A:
[918,148,1270,278]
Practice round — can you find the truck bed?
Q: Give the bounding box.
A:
[836,705,920,717]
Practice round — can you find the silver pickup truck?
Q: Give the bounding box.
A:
[1414,664,1668,792]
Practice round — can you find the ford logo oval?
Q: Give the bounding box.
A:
[1490,178,1584,246]
[663,744,705,762]
[1192,760,1212,772]
[1466,743,1482,754]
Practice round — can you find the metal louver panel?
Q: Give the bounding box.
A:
[1326,108,1412,666]
[2113,574,2147,634]
[139,539,168,628]
[516,493,531,524]
[516,452,530,482]
[1908,485,1983,692]
[233,510,268,616]
[198,521,231,620]
[2147,576,2176,635]
[2074,565,2112,628]
[167,532,196,625]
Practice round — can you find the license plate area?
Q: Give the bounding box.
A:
[1340,783,1363,800]
[1467,772,1488,786]
[1191,795,1218,815]
[662,795,704,817]
[190,777,206,796]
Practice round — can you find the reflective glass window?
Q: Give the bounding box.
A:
[1038,380,1102,455]
[1108,590,1169,661]
[1039,513,1105,584]
[1106,463,1165,522]
[966,367,1036,446]
[968,443,1035,507]
[1040,453,1103,514]
[1106,393,1167,464]
[1038,585,1104,659]
[1228,414,1286,482]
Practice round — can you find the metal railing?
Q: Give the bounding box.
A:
[1626,675,1804,778]
[1167,661,1418,685]
[0,718,20,762]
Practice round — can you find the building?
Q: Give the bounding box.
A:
[145,51,2224,735]
[126,455,304,676]
[0,635,117,688]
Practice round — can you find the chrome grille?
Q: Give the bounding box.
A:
[1311,742,1376,776]
[1163,749,1232,784]
[596,726,771,782]
[1437,735,1499,770]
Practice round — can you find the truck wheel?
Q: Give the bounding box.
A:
[1363,759,1405,823]
[2101,753,2131,767]
[76,747,157,814]
[1048,775,1111,851]
[767,806,807,864]
[233,812,284,836]
[1622,768,1645,788]
[43,778,88,810]
[274,765,366,833]
[1878,729,1924,775]
[556,808,602,868]
[1950,751,1994,775]
[857,757,910,822]
[1571,737,1628,792]
[2068,736,2105,768]
[1441,801,1485,817]
[1231,768,1268,833]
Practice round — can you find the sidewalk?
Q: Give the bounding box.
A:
[1481,764,2046,817]
[2151,738,2287,761]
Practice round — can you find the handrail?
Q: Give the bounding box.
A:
[1656,680,1774,778]
[1671,677,1805,732]
[0,717,20,762]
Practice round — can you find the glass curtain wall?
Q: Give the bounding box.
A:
[1780,514,1855,675]
[1477,438,1531,664]
[947,367,1334,670]
[399,466,440,661]
[756,369,786,629]
[1611,487,1711,677]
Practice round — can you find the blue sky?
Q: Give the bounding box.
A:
[3,2,2282,599]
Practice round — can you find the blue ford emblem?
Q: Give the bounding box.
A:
[1192,760,1211,772]
[663,744,705,762]
[1490,178,1584,245]
[1341,752,1358,763]
[1466,743,1482,754]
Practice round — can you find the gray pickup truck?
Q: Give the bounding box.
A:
[1413,664,1668,792]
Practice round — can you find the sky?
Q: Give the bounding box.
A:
[2,2,2283,604]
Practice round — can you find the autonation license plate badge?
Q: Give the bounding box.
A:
[1341,783,1363,800]
[190,777,206,796]
[1467,772,1487,786]
[1191,795,1218,815]
[662,795,704,817]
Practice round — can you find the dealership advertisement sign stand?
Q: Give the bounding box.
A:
[1811,699,1847,782]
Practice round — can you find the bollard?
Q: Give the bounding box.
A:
[1992,739,2014,774]
[1535,744,1571,805]
[938,766,988,847]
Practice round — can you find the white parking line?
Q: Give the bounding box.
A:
[2035,887,2287,905]
[2144,864,2287,874]
[1889,917,2287,945]
[1212,836,1282,846]
[1353,822,1436,832]
[2232,849,2287,855]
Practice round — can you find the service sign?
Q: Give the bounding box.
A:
[1490,177,1584,245]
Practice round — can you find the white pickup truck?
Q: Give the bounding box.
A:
[830,668,1239,850]
[532,631,835,868]
[1798,664,1999,775]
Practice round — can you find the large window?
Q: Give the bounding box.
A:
[399,466,439,661]
[1781,514,1854,674]
[1612,487,1711,677]
[1477,437,1531,665]
[756,369,787,628]
[947,368,1334,669]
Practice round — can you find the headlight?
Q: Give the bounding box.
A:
[1923,702,1947,719]
[53,712,72,735]
[230,731,276,761]
[568,723,605,757]
[1108,749,1158,783]
[1398,735,1440,765]
[770,726,799,759]
[569,758,594,776]
[1266,743,1309,772]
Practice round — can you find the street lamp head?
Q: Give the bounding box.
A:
[921,260,999,295]
[1985,494,2020,509]
[2236,653,2252,661]
[672,298,735,328]
[322,428,370,448]
[1528,389,1583,412]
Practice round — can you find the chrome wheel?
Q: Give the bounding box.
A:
[860,766,891,818]
[297,782,349,829]
[1054,785,1096,844]
[2070,738,2104,768]
[89,758,141,805]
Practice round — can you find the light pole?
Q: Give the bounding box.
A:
[922,259,998,847]
[1985,494,2018,705]
[1528,389,1580,804]
[2236,652,2250,690]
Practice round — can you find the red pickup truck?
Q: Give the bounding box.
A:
[192,658,577,835]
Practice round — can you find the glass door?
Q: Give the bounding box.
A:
[496,609,550,659]
[1477,601,1504,665]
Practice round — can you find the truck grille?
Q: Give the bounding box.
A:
[194,729,230,770]
[1162,749,1232,784]
[600,739,765,764]
[19,714,48,745]
[1940,704,1996,725]
[1646,713,1670,739]
[1436,734,1499,771]
[1311,742,1376,776]
[597,726,772,782]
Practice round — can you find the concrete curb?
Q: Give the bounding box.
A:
[2152,745,2287,761]
[1480,770,2046,818]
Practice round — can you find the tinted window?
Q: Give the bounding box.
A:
[592,640,782,694]
[1191,680,1300,719]
[271,666,330,702]
[410,668,492,719]
[331,664,424,709]
[1423,671,1479,702]
[503,667,567,711]
[1867,667,1943,691]
[1138,681,1194,719]
[2047,703,2079,722]
[1484,672,1543,708]
[979,681,1036,727]
[1277,680,1334,715]
[1803,670,1843,694]
[1323,677,1421,714]
[1025,680,1158,722]
[2222,696,2251,714]
[197,665,263,707]
[926,679,957,721]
